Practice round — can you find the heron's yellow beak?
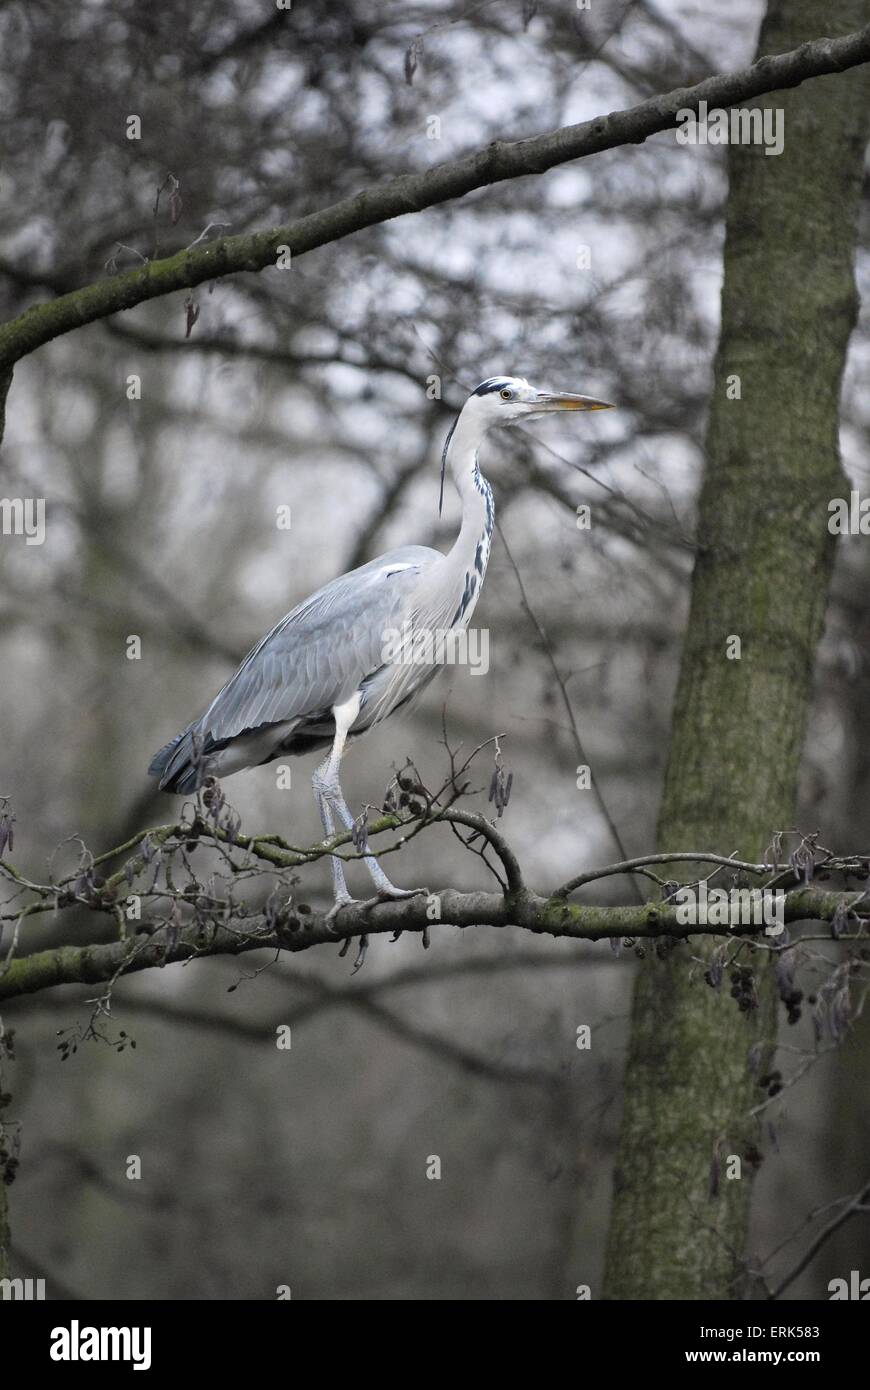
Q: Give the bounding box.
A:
[534,391,615,411]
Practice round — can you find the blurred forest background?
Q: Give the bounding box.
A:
[1,0,869,1299]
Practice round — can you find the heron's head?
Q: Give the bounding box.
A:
[439,375,614,513]
[465,375,614,428]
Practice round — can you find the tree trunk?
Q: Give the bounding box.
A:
[603,0,870,1300]
[0,1045,8,1281]
[0,367,12,1281]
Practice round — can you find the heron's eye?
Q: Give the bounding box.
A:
[500,388,514,401]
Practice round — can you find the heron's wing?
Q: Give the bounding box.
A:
[197,545,440,744]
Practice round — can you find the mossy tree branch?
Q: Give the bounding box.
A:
[0,882,867,1004]
[1,812,868,1003]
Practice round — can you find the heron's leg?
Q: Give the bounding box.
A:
[315,756,416,899]
[311,767,353,915]
[313,776,376,968]
[324,781,420,898]
[312,696,370,942]
[317,694,425,903]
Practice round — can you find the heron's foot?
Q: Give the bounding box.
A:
[358,883,428,911]
[326,887,427,966]
[324,892,355,936]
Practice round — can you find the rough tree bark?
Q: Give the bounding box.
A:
[0,368,12,1280]
[603,0,870,1301]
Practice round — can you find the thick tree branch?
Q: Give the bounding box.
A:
[2,25,870,370]
[0,880,865,1004]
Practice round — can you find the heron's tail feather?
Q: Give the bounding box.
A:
[148,726,206,795]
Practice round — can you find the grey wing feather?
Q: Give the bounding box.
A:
[202,546,437,740]
[149,546,439,791]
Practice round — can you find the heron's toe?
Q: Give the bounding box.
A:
[324,893,355,936]
[351,934,369,974]
[370,883,429,904]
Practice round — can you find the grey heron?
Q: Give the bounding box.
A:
[149,376,613,919]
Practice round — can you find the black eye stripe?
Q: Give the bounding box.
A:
[473,378,513,397]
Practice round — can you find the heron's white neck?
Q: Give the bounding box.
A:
[440,410,495,627]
